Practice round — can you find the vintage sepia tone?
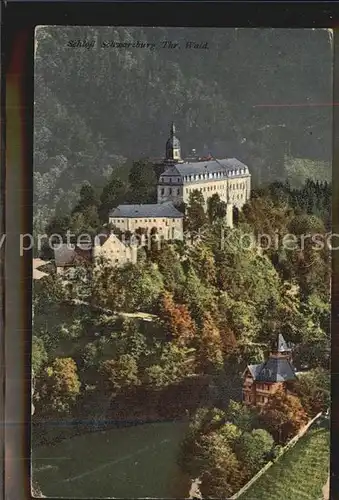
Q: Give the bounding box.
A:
[32,27,331,498]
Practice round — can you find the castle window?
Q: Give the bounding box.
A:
[172,218,176,222]
[169,188,172,194]
[161,188,164,195]
[177,188,180,195]
[153,219,156,222]
[169,178,172,183]
[178,178,180,182]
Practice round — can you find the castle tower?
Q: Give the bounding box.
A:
[165,122,183,163]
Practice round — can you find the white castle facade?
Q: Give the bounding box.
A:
[157,123,251,223]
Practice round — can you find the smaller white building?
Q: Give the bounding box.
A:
[93,232,138,268]
[108,202,184,241]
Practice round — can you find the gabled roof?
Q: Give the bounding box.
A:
[109,202,184,219]
[33,258,51,280]
[33,268,49,280]
[94,232,129,248]
[53,244,92,267]
[247,363,264,378]
[161,158,250,178]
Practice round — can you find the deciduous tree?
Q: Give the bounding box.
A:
[292,368,330,417]
[99,355,140,396]
[38,357,81,414]
[158,291,196,346]
[234,428,274,478]
[259,387,308,443]
[186,189,207,233]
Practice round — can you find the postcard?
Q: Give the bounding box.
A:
[31,26,331,498]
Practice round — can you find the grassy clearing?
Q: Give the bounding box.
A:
[32,421,189,498]
[240,421,329,500]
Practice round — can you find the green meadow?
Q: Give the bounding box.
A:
[240,420,330,500]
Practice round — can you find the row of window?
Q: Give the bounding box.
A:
[160,184,247,197]
[243,391,269,405]
[230,182,246,190]
[112,218,178,223]
[160,169,247,184]
[185,184,246,195]
[160,188,180,196]
[186,184,223,194]
[256,383,270,391]
[231,194,245,201]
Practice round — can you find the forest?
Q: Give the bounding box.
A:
[32,176,330,497]
[32,26,332,497]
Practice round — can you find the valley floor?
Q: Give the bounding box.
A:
[32,420,190,498]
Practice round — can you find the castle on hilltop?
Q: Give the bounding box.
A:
[108,122,252,238]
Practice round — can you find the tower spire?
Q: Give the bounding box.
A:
[170,122,176,137]
[165,121,182,163]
